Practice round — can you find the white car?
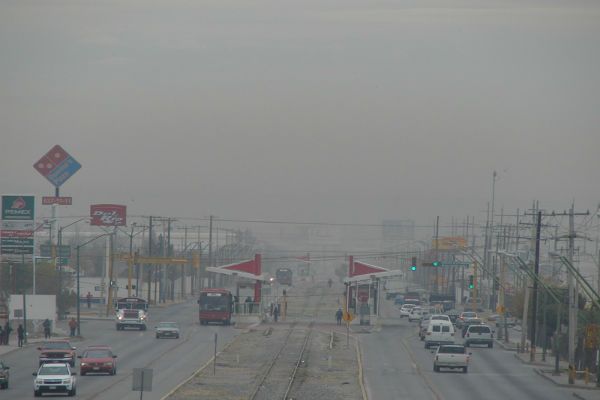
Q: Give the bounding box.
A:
[33,363,77,397]
[464,324,494,348]
[408,307,423,322]
[430,314,451,322]
[424,320,455,349]
[399,304,415,318]
[433,345,470,373]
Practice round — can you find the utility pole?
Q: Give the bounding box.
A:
[434,216,439,294]
[147,216,153,303]
[208,215,213,288]
[568,203,577,383]
[530,210,542,362]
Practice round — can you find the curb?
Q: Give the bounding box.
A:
[356,337,368,400]
[512,352,556,367]
[494,339,518,351]
[533,368,600,391]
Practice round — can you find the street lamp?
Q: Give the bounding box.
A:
[76,233,110,336]
[57,218,88,318]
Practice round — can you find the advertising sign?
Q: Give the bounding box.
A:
[2,195,35,220]
[42,196,73,205]
[432,236,468,251]
[90,204,127,226]
[33,145,81,188]
[1,195,35,255]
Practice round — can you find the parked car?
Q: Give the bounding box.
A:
[78,346,117,375]
[425,320,456,349]
[38,340,77,367]
[0,360,9,389]
[432,345,471,373]
[155,322,180,339]
[464,324,494,348]
[33,362,77,397]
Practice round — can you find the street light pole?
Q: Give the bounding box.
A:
[76,232,110,336]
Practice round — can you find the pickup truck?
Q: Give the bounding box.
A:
[432,344,470,373]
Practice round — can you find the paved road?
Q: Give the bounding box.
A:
[2,299,238,400]
[361,300,592,400]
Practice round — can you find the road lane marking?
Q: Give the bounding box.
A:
[401,338,444,400]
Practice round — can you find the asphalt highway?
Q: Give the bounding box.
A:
[2,299,238,400]
[361,301,592,400]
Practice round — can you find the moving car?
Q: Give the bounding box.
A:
[33,362,77,397]
[461,318,484,337]
[0,360,9,389]
[432,345,470,373]
[399,304,416,318]
[408,307,423,322]
[464,324,494,348]
[38,341,77,367]
[419,317,431,341]
[155,322,180,339]
[425,320,455,349]
[394,295,405,305]
[456,311,478,329]
[430,314,451,322]
[78,346,117,375]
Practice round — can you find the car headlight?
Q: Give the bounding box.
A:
[80,362,87,366]
[62,378,72,384]
[118,316,123,320]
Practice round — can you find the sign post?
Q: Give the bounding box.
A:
[132,368,152,400]
[1,195,35,255]
[33,145,82,195]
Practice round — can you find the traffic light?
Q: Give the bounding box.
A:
[432,261,441,267]
[410,257,417,271]
[468,275,474,289]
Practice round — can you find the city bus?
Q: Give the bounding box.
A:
[198,289,233,325]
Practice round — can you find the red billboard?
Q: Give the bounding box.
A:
[90,204,127,226]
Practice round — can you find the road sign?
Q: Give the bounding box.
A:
[132,368,153,392]
[42,196,73,205]
[34,145,81,188]
[40,244,71,258]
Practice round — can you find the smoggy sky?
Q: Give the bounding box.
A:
[1,0,599,228]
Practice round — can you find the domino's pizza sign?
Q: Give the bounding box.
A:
[34,145,81,188]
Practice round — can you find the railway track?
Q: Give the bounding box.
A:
[249,283,326,400]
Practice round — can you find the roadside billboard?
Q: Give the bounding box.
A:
[90,204,127,226]
[1,195,35,255]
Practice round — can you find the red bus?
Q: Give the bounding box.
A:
[198,289,233,325]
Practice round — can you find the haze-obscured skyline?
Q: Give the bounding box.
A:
[1,0,599,226]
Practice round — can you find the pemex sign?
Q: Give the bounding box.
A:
[1,195,35,255]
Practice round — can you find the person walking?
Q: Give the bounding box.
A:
[68,317,77,337]
[273,304,279,323]
[43,318,51,339]
[17,324,24,347]
[3,322,11,345]
[86,292,93,309]
[335,307,343,325]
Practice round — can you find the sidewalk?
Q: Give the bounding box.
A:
[0,332,75,358]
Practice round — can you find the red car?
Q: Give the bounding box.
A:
[78,346,117,376]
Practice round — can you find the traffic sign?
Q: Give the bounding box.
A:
[33,145,81,188]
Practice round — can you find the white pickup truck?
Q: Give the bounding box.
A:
[432,344,471,373]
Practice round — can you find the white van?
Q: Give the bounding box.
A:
[424,320,455,349]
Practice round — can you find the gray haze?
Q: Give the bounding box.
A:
[1,0,599,226]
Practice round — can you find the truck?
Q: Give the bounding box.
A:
[116,309,147,330]
[432,344,471,373]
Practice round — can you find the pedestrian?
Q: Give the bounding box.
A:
[43,318,51,339]
[328,278,333,288]
[335,307,343,325]
[245,296,253,314]
[3,322,11,345]
[273,304,279,322]
[68,317,77,337]
[86,292,93,309]
[17,324,24,347]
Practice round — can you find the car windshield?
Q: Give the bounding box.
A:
[42,342,71,350]
[39,365,69,375]
[469,326,491,334]
[158,323,178,328]
[439,346,465,354]
[83,350,111,358]
[431,316,448,320]
[462,312,477,318]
